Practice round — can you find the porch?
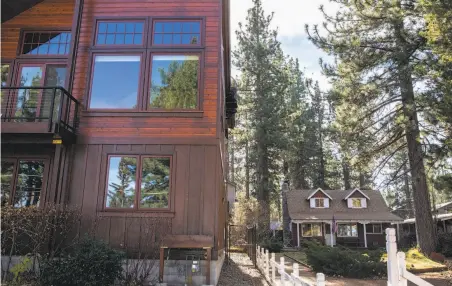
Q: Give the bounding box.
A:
[291,220,392,249]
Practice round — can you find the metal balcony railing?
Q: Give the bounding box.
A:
[1,86,80,134]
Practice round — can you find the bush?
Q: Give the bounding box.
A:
[39,236,124,286]
[437,232,452,257]
[261,237,284,253]
[303,241,387,278]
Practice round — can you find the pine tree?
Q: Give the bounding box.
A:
[233,0,289,231]
[307,0,437,253]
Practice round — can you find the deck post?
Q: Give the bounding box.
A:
[386,228,399,286]
[297,223,300,248]
[330,223,333,247]
[271,253,276,282]
[363,222,368,248]
[265,249,269,278]
[293,263,299,278]
[316,273,325,286]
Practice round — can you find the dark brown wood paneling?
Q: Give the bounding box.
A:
[187,146,204,235]
[109,217,126,248]
[202,146,216,236]
[1,0,75,59]
[173,145,190,234]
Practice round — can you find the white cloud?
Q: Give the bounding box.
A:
[230,0,340,89]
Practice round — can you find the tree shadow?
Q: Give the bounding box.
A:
[218,254,268,286]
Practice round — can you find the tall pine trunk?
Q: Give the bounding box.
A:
[402,160,413,217]
[342,158,351,189]
[394,20,436,254]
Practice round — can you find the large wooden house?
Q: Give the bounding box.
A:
[1,0,235,284]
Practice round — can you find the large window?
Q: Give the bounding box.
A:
[1,159,47,207]
[302,223,322,237]
[106,156,171,210]
[338,224,358,237]
[366,224,382,234]
[21,32,71,55]
[88,18,203,111]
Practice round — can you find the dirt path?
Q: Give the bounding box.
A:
[218,253,269,286]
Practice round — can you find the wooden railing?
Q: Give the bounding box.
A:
[386,228,434,286]
[256,245,325,286]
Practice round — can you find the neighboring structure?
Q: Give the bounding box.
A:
[1,0,235,284]
[396,201,452,246]
[286,188,403,248]
[226,182,236,216]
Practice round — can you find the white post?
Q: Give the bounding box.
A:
[316,273,326,286]
[280,256,285,285]
[330,222,333,247]
[363,222,368,248]
[386,228,399,286]
[271,253,276,282]
[265,249,269,278]
[297,223,300,248]
[293,263,299,278]
[397,252,408,286]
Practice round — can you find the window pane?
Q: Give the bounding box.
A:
[96,22,143,45]
[116,23,125,33]
[99,23,107,33]
[140,157,170,209]
[352,198,362,208]
[90,55,140,109]
[133,34,142,45]
[150,55,199,109]
[1,161,15,206]
[153,21,201,45]
[338,225,347,237]
[351,224,358,236]
[107,23,116,33]
[312,224,322,236]
[16,66,43,120]
[1,64,9,87]
[22,32,71,55]
[97,34,106,44]
[14,160,44,208]
[135,23,143,33]
[125,34,134,44]
[373,224,382,233]
[42,66,66,120]
[302,224,312,236]
[106,156,136,208]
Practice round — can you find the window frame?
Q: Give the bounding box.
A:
[17,29,72,59]
[313,198,325,208]
[85,51,146,111]
[150,19,203,48]
[366,223,383,234]
[337,223,358,237]
[351,198,363,208]
[302,223,322,237]
[84,16,205,116]
[103,154,173,212]
[1,157,50,208]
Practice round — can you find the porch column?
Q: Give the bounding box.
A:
[297,223,300,247]
[396,223,400,240]
[330,223,333,247]
[363,222,367,248]
[443,220,446,232]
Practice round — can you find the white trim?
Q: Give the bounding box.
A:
[344,188,371,200]
[306,188,333,200]
[297,223,300,247]
[363,222,367,248]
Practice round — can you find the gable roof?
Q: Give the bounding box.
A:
[286,189,403,222]
[306,188,333,200]
[344,188,370,200]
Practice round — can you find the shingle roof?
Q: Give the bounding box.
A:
[287,189,403,222]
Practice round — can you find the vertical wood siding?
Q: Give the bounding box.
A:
[1,0,75,59]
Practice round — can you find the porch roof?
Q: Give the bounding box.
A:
[290,212,403,223]
[400,213,452,224]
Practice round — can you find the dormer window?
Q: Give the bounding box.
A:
[307,188,332,208]
[352,198,362,208]
[344,188,369,209]
[315,198,325,208]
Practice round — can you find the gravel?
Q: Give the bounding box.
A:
[217,253,269,286]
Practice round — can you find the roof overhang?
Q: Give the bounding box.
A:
[2,0,44,23]
[344,188,370,200]
[399,213,452,224]
[292,219,403,224]
[306,188,333,200]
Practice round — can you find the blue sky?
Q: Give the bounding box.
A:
[230,0,339,90]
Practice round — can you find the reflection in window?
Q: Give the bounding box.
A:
[314,198,325,208]
[106,156,137,208]
[14,160,45,207]
[352,198,362,208]
[153,21,200,45]
[42,66,66,120]
[1,161,15,206]
[1,64,9,87]
[338,224,358,237]
[96,22,144,45]
[22,32,71,55]
[149,55,199,109]
[302,223,322,237]
[140,157,170,209]
[16,67,43,121]
[90,55,141,109]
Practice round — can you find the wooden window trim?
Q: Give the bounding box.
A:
[337,223,358,237]
[1,59,14,87]
[16,28,72,59]
[92,17,149,48]
[85,51,146,111]
[103,154,174,213]
[1,157,50,208]
[150,18,205,48]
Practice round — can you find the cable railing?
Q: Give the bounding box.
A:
[1,86,80,134]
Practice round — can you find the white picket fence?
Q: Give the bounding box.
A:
[386,228,434,286]
[255,245,325,286]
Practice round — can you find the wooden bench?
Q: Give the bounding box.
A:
[159,235,214,284]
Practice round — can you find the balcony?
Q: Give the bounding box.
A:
[1,87,80,144]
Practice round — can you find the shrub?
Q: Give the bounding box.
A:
[303,241,387,278]
[39,236,124,286]
[261,237,284,253]
[437,232,452,257]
